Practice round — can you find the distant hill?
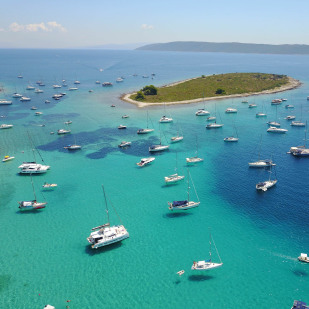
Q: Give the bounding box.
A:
[136,41,309,55]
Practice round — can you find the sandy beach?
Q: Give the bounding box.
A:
[121,76,301,108]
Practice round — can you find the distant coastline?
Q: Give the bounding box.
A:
[136,41,309,55]
[121,76,301,108]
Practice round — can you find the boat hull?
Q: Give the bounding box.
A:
[168,201,200,210]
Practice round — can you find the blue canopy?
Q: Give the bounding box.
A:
[173,200,188,207]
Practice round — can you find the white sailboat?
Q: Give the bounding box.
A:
[170,124,184,143]
[289,121,309,156]
[191,231,223,270]
[186,137,203,163]
[168,170,200,210]
[87,185,129,249]
[256,165,277,191]
[195,96,210,116]
[249,136,275,167]
[224,125,239,142]
[137,111,154,134]
[164,153,185,184]
[159,103,173,123]
[18,175,47,210]
[149,124,169,152]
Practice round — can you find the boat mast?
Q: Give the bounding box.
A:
[187,169,190,202]
[209,230,212,262]
[102,185,110,224]
[30,174,37,200]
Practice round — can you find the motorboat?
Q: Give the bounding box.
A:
[225,108,237,113]
[2,155,15,162]
[17,75,23,78]
[74,80,81,84]
[206,122,223,129]
[64,120,72,125]
[95,81,101,84]
[116,78,124,82]
[18,162,50,174]
[285,104,294,109]
[64,144,82,150]
[224,136,239,142]
[87,186,129,249]
[256,113,267,117]
[42,183,57,189]
[0,124,13,129]
[195,109,210,116]
[267,121,280,127]
[298,253,309,263]
[291,121,305,127]
[207,116,216,121]
[20,96,31,101]
[267,126,287,133]
[102,82,113,86]
[192,232,223,271]
[0,99,12,105]
[118,125,127,129]
[12,93,22,98]
[111,104,116,107]
[35,111,43,116]
[122,115,129,119]
[118,141,131,147]
[168,170,199,211]
[281,98,287,101]
[271,99,282,105]
[30,106,37,110]
[186,156,203,163]
[285,115,295,120]
[68,87,78,91]
[45,100,50,104]
[26,85,35,90]
[57,129,71,135]
[248,159,275,167]
[248,104,257,108]
[165,173,185,184]
[136,157,155,167]
[159,115,173,123]
[171,136,183,143]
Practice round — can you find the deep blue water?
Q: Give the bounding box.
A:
[0,49,309,308]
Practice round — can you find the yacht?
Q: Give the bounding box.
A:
[17,75,23,78]
[171,136,183,143]
[206,122,224,129]
[118,141,131,148]
[102,82,113,86]
[0,124,13,129]
[285,104,294,109]
[74,80,81,84]
[68,87,78,91]
[165,174,185,184]
[267,121,280,127]
[290,147,309,156]
[122,115,129,119]
[298,253,309,263]
[248,104,257,108]
[267,126,287,133]
[64,144,82,150]
[35,111,43,116]
[53,85,62,89]
[136,157,155,167]
[116,78,124,82]
[42,183,58,189]
[271,99,282,105]
[20,96,31,102]
[149,144,169,152]
[30,106,37,110]
[224,136,239,142]
[0,99,12,105]
[118,125,127,129]
[64,120,72,125]
[26,85,35,90]
[18,162,50,174]
[248,159,275,167]
[281,98,287,101]
[137,128,154,134]
[241,100,248,103]
[285,115,295,120]
[12,93,22,98]
[34,89,44,93]
[19,200,47,210]
[291,121,305,127]
[256,179,277,191]
[186,156,204,163]
[57,129,71,135]
[159,116,173,123]
[225,108,237,113]
[45,100,51,104]
[207,116,216,121]
[87,186,129,249]
[256,113,267,117]
[195,109,210,116]
[95,81,101,84]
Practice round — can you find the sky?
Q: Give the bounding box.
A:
[0,0,309,49]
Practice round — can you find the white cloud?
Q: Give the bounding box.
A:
[8,21,66,32]
[141,24,154,30]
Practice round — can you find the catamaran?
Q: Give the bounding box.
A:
[191,231,223,271]
[168,170,200,210]
[87,186,129,249]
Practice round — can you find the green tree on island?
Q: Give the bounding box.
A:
[142,85,158,95]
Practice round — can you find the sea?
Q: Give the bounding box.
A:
[0,49,309,309]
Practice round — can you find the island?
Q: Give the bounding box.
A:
[121,73,301,108]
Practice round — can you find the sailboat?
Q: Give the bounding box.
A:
[164,153,185,184]
[289,121,309,156]
[159,103,173,123]
[267,104,280,127]
[64,133,81,150]
[256,165,277,191]
[248,136,275,167]
[18,133,50,174]
[149,124,169,152]
[18,175,47,210]
[206,109,223,128]
[191,231,223,270]
[291,106,305,127]
[87,185,129,249]
[137,111,154,134]
[195,95,210,116]
[224,124,239,142]
[256,103,267,117]
[186,137,203,163]
[170,124,184,143]
[168,169,200,210]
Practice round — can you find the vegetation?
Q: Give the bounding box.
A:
[142,85,158,95]
[129,73,289,103]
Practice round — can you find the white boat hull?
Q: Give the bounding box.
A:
[165,174,185,184]
[186,157,203,163]
[191,261,223,270]
[256,180,277,191]
[149,145,169,152]
[168,201,200,210]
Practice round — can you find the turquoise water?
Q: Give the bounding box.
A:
[1,49,309,308]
